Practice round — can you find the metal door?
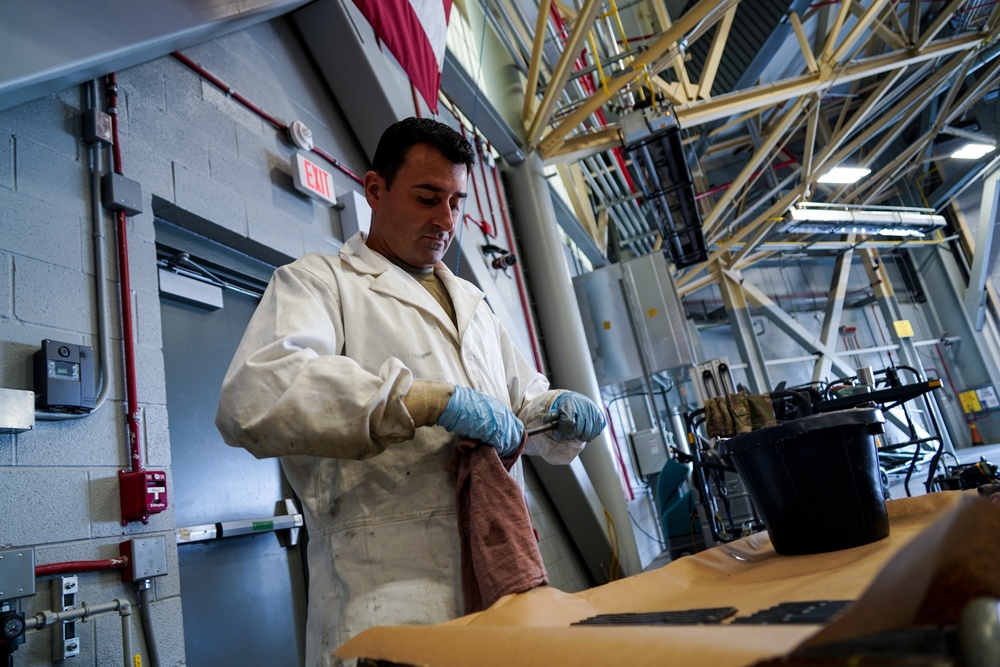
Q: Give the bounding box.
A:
[158,228,306,667]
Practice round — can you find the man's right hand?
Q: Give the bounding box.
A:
[436,385,524,457]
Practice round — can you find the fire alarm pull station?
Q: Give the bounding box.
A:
[119,470,168,525]
[33,340,96,413]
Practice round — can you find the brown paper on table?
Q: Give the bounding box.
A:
[337,491,1000,667]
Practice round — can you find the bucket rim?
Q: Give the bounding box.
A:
[717,407,885,457]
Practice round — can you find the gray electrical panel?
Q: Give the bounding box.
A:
[573,252,695,386]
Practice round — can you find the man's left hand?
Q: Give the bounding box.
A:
[542,392,606,442]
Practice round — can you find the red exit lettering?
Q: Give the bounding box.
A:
[304,160,331,198]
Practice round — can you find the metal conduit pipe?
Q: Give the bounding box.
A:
[505,151,642,577]
[580,161,643,250]
[583,155,650,253]
[37,79,114,421]
[26,598,132,667]
[137,581,161,667]
[586,151,648,248]
[579,165,635,245]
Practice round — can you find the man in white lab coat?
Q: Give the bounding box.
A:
[215,117,605,666]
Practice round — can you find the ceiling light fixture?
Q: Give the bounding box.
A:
[780,202,946,237]
[817,166,871,184]
[950,142,996,160]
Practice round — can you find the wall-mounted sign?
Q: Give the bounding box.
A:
[291,152,337,207]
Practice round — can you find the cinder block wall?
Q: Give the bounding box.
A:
[0,17,589,666]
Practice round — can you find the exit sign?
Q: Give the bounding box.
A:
[291,152,337,207]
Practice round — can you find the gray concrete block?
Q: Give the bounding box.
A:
[209,144,274,204]
[0,319,79,389]
[143,405,171,469]
[173,162,248,239]
[0,468,91,544]
[12,256,93,332]
[128,74,210,178]
[154,538,182,599]
[246,207,305,260]
[0,131,12,190]
[18,407,126,467]
[135,343,167,407]
[120,138,174,206]
[124,237,160,295]
[134,286,164,350]
[0,187,85,270]
[1,94,81,159]
[235,115,269,157]
[143,592,187,667]
[300,234,342,257]
[15,135,89,216]
[0,252,10,319]
[268,159,319,223]
[0,434,11,464]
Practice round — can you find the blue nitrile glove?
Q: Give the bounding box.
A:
[436,385,524,457]
[543,391,606,442]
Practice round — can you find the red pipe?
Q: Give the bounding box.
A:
[452,117,491,236]
[476,140,500,237]
[107,73,143,471]
[35,558,128,578]
[171,51,363,186]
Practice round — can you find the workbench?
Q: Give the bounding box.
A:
[338,491,1000,667]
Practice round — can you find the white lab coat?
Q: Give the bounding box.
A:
[215,233,583,666]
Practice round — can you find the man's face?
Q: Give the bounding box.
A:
[364,143,469,269]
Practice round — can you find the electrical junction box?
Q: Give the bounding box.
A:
[119,537,167,582]
[101,172,143,216]
[0,547,35,602]
[119,470,168,525]
[619,106,678,146]
[33,340,95,413]
[0,389,34,434]
[291,152,337,207]
[629,428,673,477]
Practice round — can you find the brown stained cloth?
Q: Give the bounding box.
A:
[446,435,548,614]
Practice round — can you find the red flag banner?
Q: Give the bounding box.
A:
[352,0,453,113]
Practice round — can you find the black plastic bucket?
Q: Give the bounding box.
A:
[718,407,889,555]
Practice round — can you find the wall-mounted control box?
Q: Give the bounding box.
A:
[33,340,96,413]
[119,470,168,525]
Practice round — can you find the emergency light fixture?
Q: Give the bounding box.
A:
[780,202,946,237]
[817,166,871,184]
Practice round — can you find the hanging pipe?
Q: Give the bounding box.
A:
[137,580,162,667]
[25,598,132,667]
[37,79,115,421]
[171,51,363,186]
[35,558,128,578]
[106,73,142,472]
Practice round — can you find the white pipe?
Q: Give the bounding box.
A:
[25,598,132,667]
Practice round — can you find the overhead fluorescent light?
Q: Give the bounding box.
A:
[781,203,946,237]
[950,142,995,160]
[817,166,871,184]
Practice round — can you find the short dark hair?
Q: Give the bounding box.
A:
[372,117,476,188]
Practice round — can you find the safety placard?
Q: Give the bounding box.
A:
[959,390,983,414]
[976,385,1000,409]
[892,319,915,338]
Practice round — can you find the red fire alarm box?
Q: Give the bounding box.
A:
[119,469,168,525]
